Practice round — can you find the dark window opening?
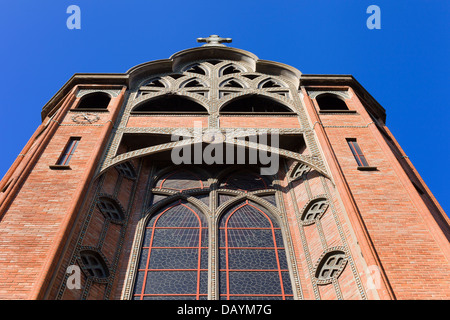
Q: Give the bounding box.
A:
[347,139,369,167]
[301,199,328,224]
[132,95,208,114]
[186,65,206,75]
[220,95,294,114]
[222,79,244,88]
[315,251,346,281]
[77,93,111,109]
[80,250,110,279]
[115,162,136,179]
[56,137,80,166]
[261,80,282,88]
[183,79,204,88]
[98,197,125,222]
[316,94,349,111]
[222,65,241,75]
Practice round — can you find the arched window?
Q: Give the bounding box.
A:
[220,95,294,114]
[132,95,208,114]
[301,198,328,224]
[79,250,110,279]
[133,201,208,300]
[220,79,245,89]
[77,92,111,109]
[180,79,207,88]
[315,250,347,283]
[115,162,136,180]
[316,94,349,111]
[97,197,125,223]
[219,200,293,299]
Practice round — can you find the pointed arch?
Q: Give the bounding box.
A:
[76,92,111,109]
[184,63,208,76]
[219,94,295,113]
[131,94,208,113]
[219,64,246,76]
[217,199,294,300]
[132,199,209,300]
[219,78,246,89]
[258,78,286,89]
[180,78,208,89]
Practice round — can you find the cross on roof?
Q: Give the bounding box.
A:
[197,35,232,47]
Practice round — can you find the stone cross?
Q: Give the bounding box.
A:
[197,35,232,47]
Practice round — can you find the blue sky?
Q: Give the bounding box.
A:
[0,1,448,214]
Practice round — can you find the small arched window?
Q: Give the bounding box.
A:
[185,64,207,75]
[316,94,349,111]
[79,250,110,279]
[315,251,347,282]
[132,95,208,114]
[301,199,328,224]
[220,79,245,89]
[97,197,125,222]
[259,79,284,89]
[115,162,136,180]
[77,92,111,109]
[180,79,206,88]
[221,65,242,76]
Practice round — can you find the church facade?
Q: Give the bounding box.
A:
[0,36,448,300]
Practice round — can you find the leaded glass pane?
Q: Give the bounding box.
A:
[219,200,293,300]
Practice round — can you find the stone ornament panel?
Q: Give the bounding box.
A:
[76,89,121,98]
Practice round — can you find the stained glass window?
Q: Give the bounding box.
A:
[133,200,208,300]
[218,200,293,300]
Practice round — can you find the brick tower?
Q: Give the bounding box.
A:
[0,36,448,300]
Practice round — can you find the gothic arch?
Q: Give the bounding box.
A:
[218,93,296,113]
[218,63,247,77]
[131,94,209,113]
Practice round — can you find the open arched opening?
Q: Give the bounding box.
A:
[220,95,295,114]
[77,92,111,109]
[315,93,349,111]
[132,95,208,114]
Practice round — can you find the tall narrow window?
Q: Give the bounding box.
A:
[347,139,369,167]
[133,200,208,300]
[219,200,293,300]
[56,137,80,166]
